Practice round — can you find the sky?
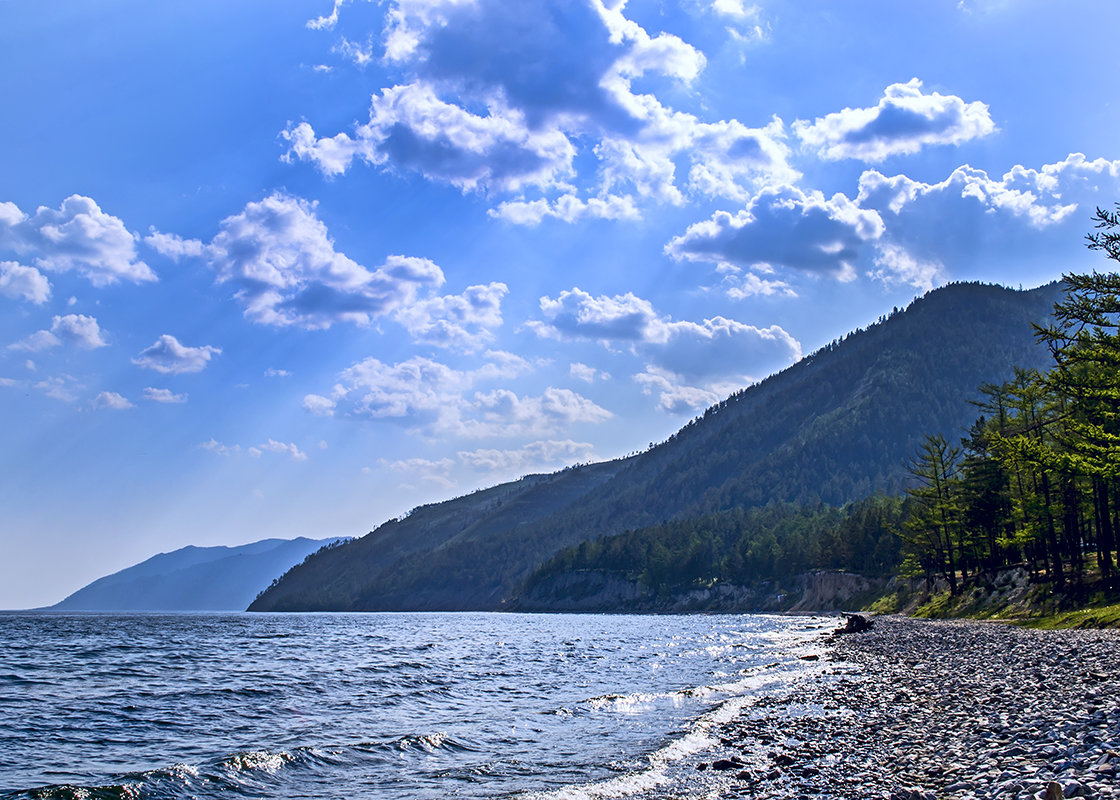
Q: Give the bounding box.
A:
[2,0,1120,608]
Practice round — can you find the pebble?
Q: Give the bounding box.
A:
[705,617,1120,800]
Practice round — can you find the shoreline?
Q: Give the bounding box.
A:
[694,616,1120,800]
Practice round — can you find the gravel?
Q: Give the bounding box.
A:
[702,616,1120,800]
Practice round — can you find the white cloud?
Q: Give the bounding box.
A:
[8,330,61,353]
[264,368,291,378]
[284,0,797,217]
[720,267,797,299]
[303,393,338,416]
[34,375,82,403]
[711,0,758,18]
[334,35,375,66]
[144,230,205,260]
[529,287,800,412]
[457,439,597,472]
[0,261,50,304]
[201,438,241,457]
[393,282,507,350]
[853,153,1120,271]
[151,193,505,339]
[93,391,133,410]
[142,387,188,404]
[570,362,609,383]
[311,350,608,437]
[205,193,445,328]
[666,185,884,280]
[794,78,996,162]
[530,288,801,374]
[859,152,1120,227]
[248,439,308,461]
[489,193,640,225]
[529,288,671,343]
[50,314,107,349]
[132,335,221,374]
[384,456,458,488]
[307,0,350,29]
[8,314,107,352]
[284,84,577,193]
[687,117,799,202]
[634,366,726,414]
[0,195,154,286]
[870,244,944,292]
[202,438,307,460]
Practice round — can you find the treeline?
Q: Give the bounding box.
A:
[526,210,1120,601]
[902,210,1120,592]
[523,496,904,597]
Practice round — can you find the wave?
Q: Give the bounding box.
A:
[0,732,489,800]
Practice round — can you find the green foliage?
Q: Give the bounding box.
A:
[898,207,1120,590]
[252,281,1060,612]
[523,496,904,597]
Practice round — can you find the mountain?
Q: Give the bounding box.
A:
[51,537,345,611]
[250,281,1064,612]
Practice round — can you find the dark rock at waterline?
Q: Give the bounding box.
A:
[832,613,873,635]
[712,758,744,771]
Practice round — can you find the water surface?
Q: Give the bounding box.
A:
[0,612,828,799]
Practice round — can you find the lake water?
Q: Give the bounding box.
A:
[0,612,831,799]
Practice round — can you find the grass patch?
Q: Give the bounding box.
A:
[1016,602,1120,630]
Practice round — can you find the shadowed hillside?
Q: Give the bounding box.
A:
[52,537,343,611]
[250,281,1062,612]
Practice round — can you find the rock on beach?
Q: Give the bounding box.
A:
[710,617,1120,800]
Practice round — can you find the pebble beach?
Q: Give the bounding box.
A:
[697,617,1120,800]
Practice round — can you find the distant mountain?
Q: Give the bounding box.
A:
[52,537,345,611]
[250,281,1064,612]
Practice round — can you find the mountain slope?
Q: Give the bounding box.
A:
[251,281,1063,612]
[52,537,342,611]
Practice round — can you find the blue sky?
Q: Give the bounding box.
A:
[3,0,1119,608]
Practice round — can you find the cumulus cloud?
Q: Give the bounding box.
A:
[529,288,670,343]
[855,153,1120,269]
[666,185,884,280]
[489,193,639,225]
[285,0,796,217]
[393,282,508,350]
[307,350,609,437]
[132,335,221,374]
[794,79,996,162]
[0,195,154,286]
[634,366,727,414]
[93,391,133,410]
[149,193,506,341]
[51,314,107,349]
[264,368,291,378]
[0,261,51,304]
[142,387,188,404]
[529,287,800,413]
[859,152,1120,227]
[9,314,107,352]
[870,244,944,292]
[9,330,60,353]
[283,84,577,192]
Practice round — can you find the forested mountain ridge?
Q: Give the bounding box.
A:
[250,281,1063,612]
